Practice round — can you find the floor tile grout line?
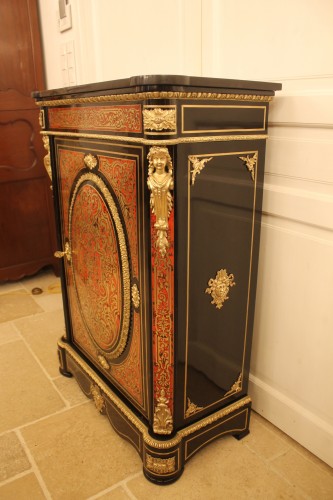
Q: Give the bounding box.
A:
[11,322,71,409]
[86,471,142,500]
[0,285,25,296]
[15,429,53,500]
[0,469,32,488]
[0,306,64,327]
[268,465,313,500]
[252,416,333,473]
[0,337,22,346]
[288,443,333,474]
[0,400,91,440]
[253,412,333,474]
[122,477,142,500]
[243,442,312,500]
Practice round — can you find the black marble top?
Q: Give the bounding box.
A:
[33,74,282,100]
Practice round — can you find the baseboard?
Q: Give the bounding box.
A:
[248,374,333,467]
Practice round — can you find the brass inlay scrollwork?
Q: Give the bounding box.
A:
[69,173,131,359]
[54,241,71,262]
[146,454,176,474]
[42,135,52,183]
[147,146,173,257]
[143,107,176,131]
[205,269,236,310]
[153,389,173,435]
[224,373,242,398]
[131,284,140,309]
[189,156,213,185]
[185,397,204,418]
[90,383,105,413]
[239,152,258,181]
[84,153,98,170]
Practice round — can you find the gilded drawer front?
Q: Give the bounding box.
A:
[181,103,267,135]
[176,140,266,425]
[54,138,149,417]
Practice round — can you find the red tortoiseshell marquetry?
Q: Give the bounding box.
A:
[99,156,139,277]
[57,149,84,235]
[150,210,175,420]
[49,105,142,133]
[57,147,145,410]
[71,184,122,352]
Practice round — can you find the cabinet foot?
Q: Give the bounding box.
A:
[59,366,73,378]
[58,339,73,378]
[233,429,250,441]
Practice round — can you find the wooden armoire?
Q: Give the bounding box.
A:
[0,0,58,281]
[34,75,281,483]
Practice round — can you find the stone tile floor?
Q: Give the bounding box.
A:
[1,268,332,499]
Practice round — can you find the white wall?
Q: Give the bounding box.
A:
[38,0,333,467]
[202,0,333,467]
[38,0,202,89]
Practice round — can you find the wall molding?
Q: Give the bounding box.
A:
[249,374,333,468]
[269,93,333,127]
[262,182,333,232]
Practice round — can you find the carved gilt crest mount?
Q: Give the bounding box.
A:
[143,107,176,131]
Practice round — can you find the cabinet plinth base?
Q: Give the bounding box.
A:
[58,339,252,484]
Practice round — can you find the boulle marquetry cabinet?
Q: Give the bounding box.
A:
[34,75,281,483]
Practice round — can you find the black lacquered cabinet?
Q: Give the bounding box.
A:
[34,75,281,483]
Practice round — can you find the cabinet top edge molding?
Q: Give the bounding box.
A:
[33,74,282,101]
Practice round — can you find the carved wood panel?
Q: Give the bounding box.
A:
[0,0,58,280]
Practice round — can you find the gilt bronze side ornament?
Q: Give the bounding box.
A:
[153,389,173,435]
[205,268,236,310]
[239,152,258,181]
[189,155,213,185]
[42,135,52,184]
[147,146,174,257]
[90,383,105,413]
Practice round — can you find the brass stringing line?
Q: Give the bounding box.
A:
[241,150,259,378]
[41,131,268,146]
[36,91,273,107]
[184,150,258,415]
[59,337,251,449]
[185,409,248,460]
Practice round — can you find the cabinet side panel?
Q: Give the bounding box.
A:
[175,140,265,426]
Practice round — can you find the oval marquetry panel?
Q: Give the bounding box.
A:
[69,174,131,358]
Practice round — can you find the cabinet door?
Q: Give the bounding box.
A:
[54,138,150,418]
[175,140,265,426]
